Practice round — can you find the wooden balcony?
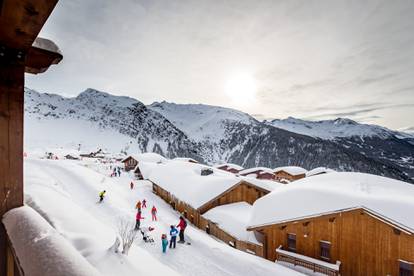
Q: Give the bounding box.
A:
[275,246,341,276]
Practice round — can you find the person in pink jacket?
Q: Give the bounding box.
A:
[135,210,144,230]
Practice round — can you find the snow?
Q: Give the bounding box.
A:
[249,172,414,232]
[274,166,307,176]
[276,247,340,271]
[239,167,275,175]
[173,157,199,163]
[215,163,244,171]
[148,161,241,209]
[203,202,261,245]
[2,206,101,276]
[306,167,335,177]
[149,101,257,142]
[267,117,402,140]
[239,176,281,192]
[32,37,62,54]
[22,157,302,276]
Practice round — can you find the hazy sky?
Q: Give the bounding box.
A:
[27,0,414,131]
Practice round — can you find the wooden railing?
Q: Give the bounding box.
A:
[276,246,340,276]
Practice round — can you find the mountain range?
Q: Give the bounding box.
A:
[24,88,414,183]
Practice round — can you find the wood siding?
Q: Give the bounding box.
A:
[256,208,414,276]
[198,181,270,214]
[274,171,305,182]
[152,183,264,257]
[123,157,138,171]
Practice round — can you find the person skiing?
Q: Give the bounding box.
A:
[161,234,168,253]
[99,190,106,203]
[151,205,157,221]
[136,200,142,210]
[142,199,147,208]
[177,216,187,243]
[135,210,144,230]
[130,181,134,190]
[169,225,178,249]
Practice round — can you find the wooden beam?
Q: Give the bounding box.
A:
[0,0,59,50]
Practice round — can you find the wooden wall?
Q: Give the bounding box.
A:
[258,208,414,276]
[123,157,137,171]
[274,171,305,182]
[152,183,264,257]
[198,181,269,214]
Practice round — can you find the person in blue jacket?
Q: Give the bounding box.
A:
[161,234,168,253]
[169,225,178,249]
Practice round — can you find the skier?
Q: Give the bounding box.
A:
[142,199,147,208]
[135,200,142,210]
[117,167,121,177]
[151,205,157,221]
[169,225,178,249]
[135,210,144,230]
[130,181,134,190]
[177,216,187,243]
[161,234,168,253]
[99,190,106,203]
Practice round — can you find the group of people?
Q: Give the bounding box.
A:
[161,216,187,253]
[135,199,158,230]
[110,166,121,177]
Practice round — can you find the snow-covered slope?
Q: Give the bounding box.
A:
[149,101,257,142]
[266,117,411,140]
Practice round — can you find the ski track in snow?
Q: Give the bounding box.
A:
[24,159,302,276]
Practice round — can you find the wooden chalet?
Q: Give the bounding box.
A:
[122,155,138,171]
[247,173,414,276]
[274,166,307,182]
[239,167,276,180]
[150,162,277,257]
[0,0,63,274]
[215,163,244,174]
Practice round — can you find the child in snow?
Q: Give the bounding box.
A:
[142,199,147,208]
[177,216,187,243]
[161,234,168,253]
[136,200,142,210]
[169,225,178,249]
[151,205,157,221]
[130,181,134,190]
[140,226,155,243]
[135,210,144,230]
[99,190,106,203]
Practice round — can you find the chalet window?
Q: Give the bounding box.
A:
[287,233,296,252]
[320,241,331,261]
[400,260,413,276]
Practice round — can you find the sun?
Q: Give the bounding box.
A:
[225,72,257,106]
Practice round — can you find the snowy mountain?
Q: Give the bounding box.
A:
[25,88,414,183]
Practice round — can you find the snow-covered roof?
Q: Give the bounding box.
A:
[239,167,275,175]
[306,167,335,177]
[214,163,244,171]
[239,176,281,192]
[149,161,241,209]
[203,202,261,245]
[274,166,307,176]
[135,161,160,179]
[249,172,414,232]
[123,152,168,163]
[173,157,199,163]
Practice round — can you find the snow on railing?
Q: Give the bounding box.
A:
[276,245,340,276]
[2,206,100,276]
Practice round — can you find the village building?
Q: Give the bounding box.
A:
[215,163,244,174]
[239,167,276,180]
[273,166,307,182]
[149,161,280,256]
[306,167,335,177]
[122,152,167,173]
[247,172,414,276]
[173,157,199,163]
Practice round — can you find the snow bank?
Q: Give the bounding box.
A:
[3,206,100,276]
[239,167,275,175]
[240,176,281,192]
[249,172,414,231]
[173,157,199,163]
[203,202,261,244]
[273,166,307,175]
[149,161,241,208]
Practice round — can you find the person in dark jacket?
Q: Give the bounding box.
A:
[169,225,178,249]
[177,216,187,243]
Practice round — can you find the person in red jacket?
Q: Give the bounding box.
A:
[177,216,187,243]
[135,210,144,230]
[151,205,157,221]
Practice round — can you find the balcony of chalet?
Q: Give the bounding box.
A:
[275,246,341,276]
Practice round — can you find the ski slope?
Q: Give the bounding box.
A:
[23,158,302,276]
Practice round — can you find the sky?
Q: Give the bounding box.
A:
[26,0,414,132]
